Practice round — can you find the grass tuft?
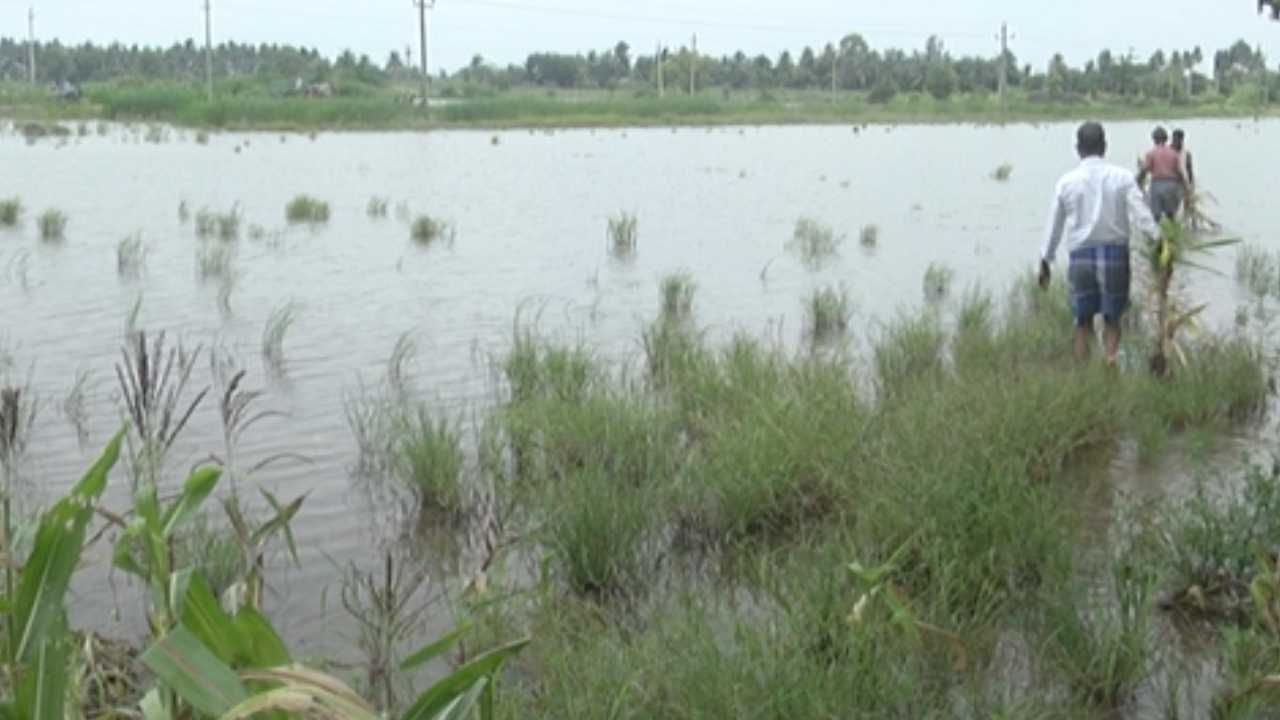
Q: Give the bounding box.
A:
[261,302,298,371]
[285,195,331,224]
[410,215,452,245]
[0,198,21,227]
[860,224,879,248]
[992,163,1014,181]
[659,272,696,321]
[923,262,954,303]
[116,233,147,277]
[805,286,852,343]
[367,196,390,219]
[788,217,841,270]
[38,209,67,242]
[393,407,466,513]
[607,212,638,258]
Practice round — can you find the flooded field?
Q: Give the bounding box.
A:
[0,118,1277,690]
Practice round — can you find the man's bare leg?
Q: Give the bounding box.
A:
[1074,322,1093,362]
[1103,319,1122,368]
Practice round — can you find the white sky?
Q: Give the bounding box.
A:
[6,0,1280,73]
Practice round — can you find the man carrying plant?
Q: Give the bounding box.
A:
[1039,121,1160,367]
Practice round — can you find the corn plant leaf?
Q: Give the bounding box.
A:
[111,521,148,578]
[180,573,245,665]
[400,622,472,671]
[168,567,194,620]
[218,688,316,719]
[232,607,291,668]
[13,429,123,663]
[141,626,249,717]
[0,702,16,720]
[16,620,69,720]
[162,466,223,537]
[399,638,529,720]
[434,679,487,720]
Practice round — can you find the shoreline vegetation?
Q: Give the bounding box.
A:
[2,84,1279,132]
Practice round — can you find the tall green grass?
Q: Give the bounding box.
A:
[284,194,331,224]
[0,198,21,227]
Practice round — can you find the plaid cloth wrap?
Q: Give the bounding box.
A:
[1067,243,1131,324]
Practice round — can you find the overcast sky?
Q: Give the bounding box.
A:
[8,0,1280,73]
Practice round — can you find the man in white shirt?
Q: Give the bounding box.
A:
[1039,122,1160,366]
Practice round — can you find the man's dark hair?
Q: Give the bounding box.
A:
[1076,121,1106,158]
[1171,129,1186,148]
[1152,126,1169,144]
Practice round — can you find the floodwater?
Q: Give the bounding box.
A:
[0,118,1276,666]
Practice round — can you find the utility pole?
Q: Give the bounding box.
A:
[415,0,435,103]
[27,7,35,85]
[689,34,696,95]
[996,22,1009,112]
[204,0,214,102]
[656,43,664,97]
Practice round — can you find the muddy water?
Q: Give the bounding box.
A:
[0,119,1276,662]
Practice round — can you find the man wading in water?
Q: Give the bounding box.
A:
[1137,126,1191,221]
[1039,122,1160,367]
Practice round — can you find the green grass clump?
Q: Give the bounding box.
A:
[607,212,638,258]
[992,163,1014,181]
[197,242,234,280]
[860,224,879,248]
[285,194,331,224]
[410,215,451,245]
[194,206,241,241]
[116,233,147,277]
[923,262,954,303]
[787,217,841,270]
[393,407,465,513]
[0,198,21,227]
[38,209,67,241]
[366,196,389,219]
[805,286,852,343]
[873,312,945,400]
[659,272,696,321]
[1235,242,1279,298]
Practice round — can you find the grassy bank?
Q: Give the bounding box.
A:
[0,266,1274,716]
[2,81,1277,131]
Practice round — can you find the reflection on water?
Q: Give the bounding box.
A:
[0,119,1276,664]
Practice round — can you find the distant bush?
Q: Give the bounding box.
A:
[285,195,331,224]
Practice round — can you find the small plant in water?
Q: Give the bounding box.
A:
[410,215,451,245]
[197,242,234,280]
[607,212,639,257]
[787,217,842,270]
[116,233,147,277]
[262,302,298,373]
[659,272,696,321]
[37,209,67,241]
[860,224,880,249]
[393,407,466,513]
[0,198,21,227]
[367,196,390,219]
[1235,242,1278,298]
[806,286,852,342]
[285,194,331,224]
[194,206,241,241]
[992,163,1014,181]
[923,262,954,303]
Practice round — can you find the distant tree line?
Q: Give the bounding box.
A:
[0,33,1276,104]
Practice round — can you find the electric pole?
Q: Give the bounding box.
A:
[996,22,1009,112]
[27,7,35,85]
[415,0,435,104]
[689,34,696,95]
[656,43,664,97]
[204,0,214,102]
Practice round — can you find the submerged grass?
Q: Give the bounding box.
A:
[116,233,147,277]
[367,196,390,219]
[788,217,841,270]
[0,198,21,227]
[607,212,638,258]
[659,272,696,321]
[38,209,67,241]
[805,285,852,343]
[392,407,465,513]
[410,215,451,245]
[285,194,331,224]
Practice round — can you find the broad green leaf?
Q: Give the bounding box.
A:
[13,430,123,662]
[135,483,162,531]
[238,667,378,719]
[162,467,223,537]
[435,679,487,720]
[232,607,291,668]
[400,622,472,671]
[16,625,68,720]
[111,522,148,578]
[141,626,249,717]
[169,567,195,620]
[399,638,529,720]
[180,573,245,665]
[0,702,16,720]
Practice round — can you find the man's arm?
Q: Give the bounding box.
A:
[1040,185,1067,287]
[1185,152,1196,186]
[1127,175,1161,238]
[1135,151,1151,189]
